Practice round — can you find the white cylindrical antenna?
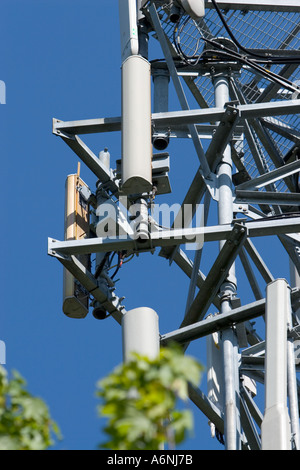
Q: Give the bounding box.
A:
[261,279,292,450]
[119,0,139,61]
[122,307,159,362]
[121,55,152,196]
[178,0,205,20]
[99,147,110,170]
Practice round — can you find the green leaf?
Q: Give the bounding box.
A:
[97,345,203,450]
[13,396,49,423]
[0,435,21,450]
[0,367,61,450]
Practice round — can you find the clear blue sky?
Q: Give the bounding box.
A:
[1,0,291,451]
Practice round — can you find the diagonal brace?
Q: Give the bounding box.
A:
[236,159,300,191]
[53,120,119,194]
[181,223,248,328]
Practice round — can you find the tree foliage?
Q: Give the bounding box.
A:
[0,366,61,450]
[96,345,203,450]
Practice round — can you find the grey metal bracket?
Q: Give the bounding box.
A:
[52,119,119,195]
[204,175,249,212]
[202,172,218,201]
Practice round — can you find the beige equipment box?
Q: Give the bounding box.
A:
[63,171,90,318]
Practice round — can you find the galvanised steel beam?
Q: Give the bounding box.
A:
[255,21,300,103]
[239,247,263,300]
[159,103,253,262]
[257,64,299,104]
[181,224,248,328]
[53,117,233,140]
[236,159,300,190]
[204,102,241,169]
[229,80,278,192]
[241,383,263,429]
[48,215,300,256]
[259,117,300,144]
[240,396,261,450]
[161,301,265,345]
[249,118,297,193]
[205,0,300,12]
[54,118,243,140]
[53,100,300,137]
[235,189,300,206]
[53,123,119,194]
[188,383,224,436]
[151,0,300,11]
[151,100,300,127]
[242,341,266,357]
[160,288,300,346]
[160,103,240,261]
[159,106,238,260]
[53,116,122,135]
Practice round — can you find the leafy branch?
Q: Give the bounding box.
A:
[96,344,203,450]
[0,366,61,450]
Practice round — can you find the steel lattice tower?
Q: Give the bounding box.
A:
[49,0,300,450]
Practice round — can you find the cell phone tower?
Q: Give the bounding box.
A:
[49,0,300,450]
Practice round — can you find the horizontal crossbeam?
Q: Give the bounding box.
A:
[53,100,300,136]
[160,288,300,346]
[48,215,300,256]
[205,0,300,12]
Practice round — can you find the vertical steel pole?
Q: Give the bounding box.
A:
[261,279,292,450]
[213,72,241,450]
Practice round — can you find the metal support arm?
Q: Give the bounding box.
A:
[48,215,300,256]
